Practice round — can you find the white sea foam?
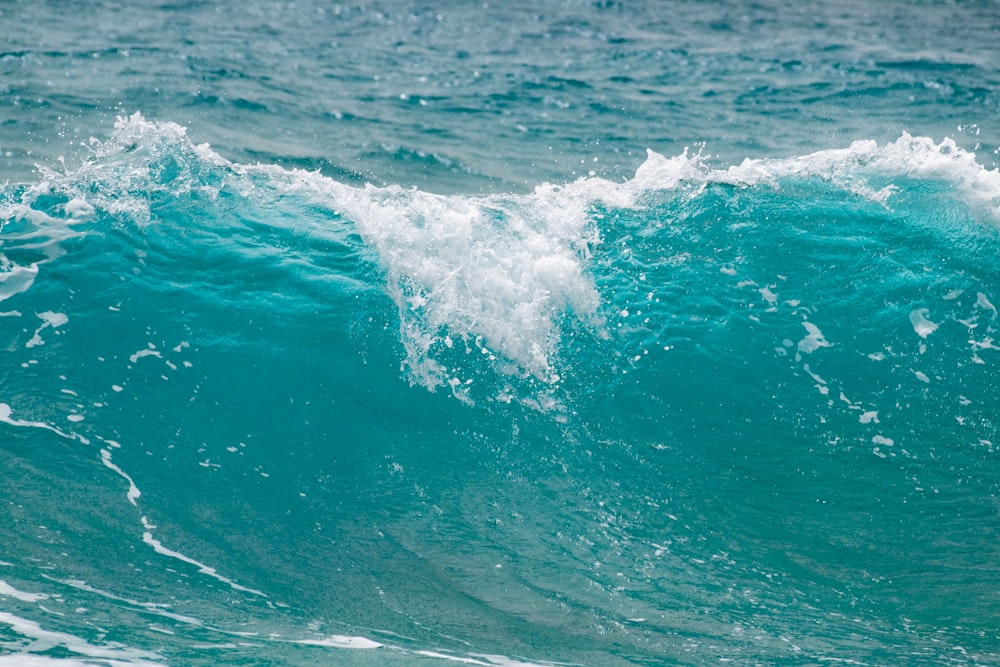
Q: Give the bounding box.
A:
[630,133,1000,221]
[128,347,163,364]
[0,611,166,666]
[99,449,141,506]
[247,165,606,396]
[0,580,49,603]
[96,441,266,600]
[45,577,203,627]
[412,651,551,666]
[414,651,493,665]
[909,308,939,339]
[0,402,80,443]
[0,657,165,667]
[292,635,382,649]
[797,321,832,356]
[139,516,268,598]
[0,260,39,303]
[26,311,68,348]
[975,292,997,314]
[328,180,603,390]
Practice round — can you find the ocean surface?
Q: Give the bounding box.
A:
[2,1,1000,665]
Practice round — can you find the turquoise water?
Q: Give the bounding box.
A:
[2,2,1000,665]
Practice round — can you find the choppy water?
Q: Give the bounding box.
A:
[2,2,1000,666]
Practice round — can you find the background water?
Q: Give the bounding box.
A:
[1,1,1000,665]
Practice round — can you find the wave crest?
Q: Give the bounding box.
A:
[4,114,999,403]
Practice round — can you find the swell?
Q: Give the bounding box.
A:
[1,114,1000,665]
[6,115,997,400]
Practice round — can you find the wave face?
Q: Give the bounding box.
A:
[0,114,999,665]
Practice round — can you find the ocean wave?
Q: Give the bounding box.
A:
[1,113,999,665]
[4,114,998,403]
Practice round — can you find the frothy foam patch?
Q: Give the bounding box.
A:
[100,448,142,506]
[26,311,68,348]
[797,321,832,356]
[411,651,551,666]
[293,636,382,649]
[0,580,49,603]
[632,133,1000,220]
[0,656,166,667]
[333,182,603,391]
[0,402,83,443]
[11,112,230,233]
[259,163,609,395]
[69,112,228,221]
[0,261,39,303]
[48,577,203,627]
[909,308,939,339]
[0,611,166,666]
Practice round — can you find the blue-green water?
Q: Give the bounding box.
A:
[2,2,1000,665]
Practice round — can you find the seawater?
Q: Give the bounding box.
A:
[2,2,1000,666]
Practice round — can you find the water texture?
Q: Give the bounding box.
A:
[2,1,1000,665]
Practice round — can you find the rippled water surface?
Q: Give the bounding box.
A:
[2,1,1000,665]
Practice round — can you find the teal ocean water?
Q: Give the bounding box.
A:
[2,2,1000,665]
